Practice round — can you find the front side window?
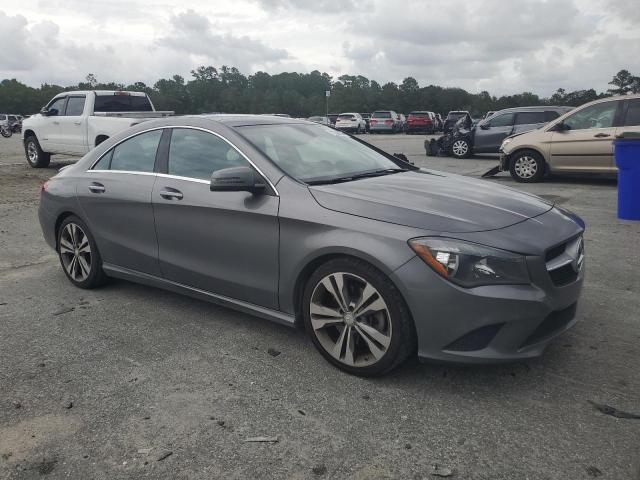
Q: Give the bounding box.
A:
[239,123,404,183]
[47,97,66,116]
[515,112,546,125]
[563,101,618,130]
[65,96,86,116]
[623,99,640,127]
[109,130,162,172]
[488,113,515,127]
[168,129,248,180]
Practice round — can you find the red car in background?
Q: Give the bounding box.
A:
[407,111,436,134]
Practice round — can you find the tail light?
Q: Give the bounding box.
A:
[41,180,50,192]
[370,119,378,124]
[384,119,393,125]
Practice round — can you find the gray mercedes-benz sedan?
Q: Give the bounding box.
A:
[39,115,586,376]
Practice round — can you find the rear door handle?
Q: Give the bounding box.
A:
[160,188,183,200]
[88,182,105,193]
[594,133,610,138]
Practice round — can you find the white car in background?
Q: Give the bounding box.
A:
[334,112,367,133]
[22,90,173,168]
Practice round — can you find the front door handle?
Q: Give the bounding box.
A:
[594,133,610,138]
[88,182,105,193]
[160,188,183,200]
[74,121,82,126]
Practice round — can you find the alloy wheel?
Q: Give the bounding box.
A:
[452,140,469,157]
[310,272,392,367]
[59,223,92,282]
[27,142,38,163]
[514,155,538,179]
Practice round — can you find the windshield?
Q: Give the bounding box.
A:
[238,123,406,183]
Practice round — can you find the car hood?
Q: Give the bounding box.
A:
[308,170,553,233]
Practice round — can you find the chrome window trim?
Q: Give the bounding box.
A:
[156,173,210,185]
[87,125,279,195]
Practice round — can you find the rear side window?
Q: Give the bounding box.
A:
[94,94,153,112]
[65,96,86,116]
[515,111,546,125]
[168,128,248,181]
[488,113,515,127]
[623,99,640,127]
[372,112,391,118]
[109,130,162,172]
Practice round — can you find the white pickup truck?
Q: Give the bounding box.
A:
[22,90,173,167]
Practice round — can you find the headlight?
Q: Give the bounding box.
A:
[408,237,530,288]
[500,138,512,150]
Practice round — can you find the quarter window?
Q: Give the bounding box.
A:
[623,99,640,127]
[563,101,617,130]
[64,96,86,116]
[515,112,546,125]
[167,128,248,180]
[488,113,514,127]
[109,130,162,172]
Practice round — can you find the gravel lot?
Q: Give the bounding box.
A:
[1,133,639,479]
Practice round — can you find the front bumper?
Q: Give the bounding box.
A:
[499,152,510,171]
[391,219,585,364]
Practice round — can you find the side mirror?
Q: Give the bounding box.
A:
[549,121,569,132]
[480,123,490,130]
[210,166,266,194]
[40,107,50,116]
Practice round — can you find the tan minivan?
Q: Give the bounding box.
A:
[500,95,640,182]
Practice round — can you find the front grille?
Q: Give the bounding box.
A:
[444,323,504,352]
[545,235,583,287]
[520,303,577,348]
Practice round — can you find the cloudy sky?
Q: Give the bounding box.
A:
[1,0,639,96]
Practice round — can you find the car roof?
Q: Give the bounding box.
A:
[190,114,314,127]
[491,105,573,114]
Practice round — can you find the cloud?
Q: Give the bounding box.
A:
[253,0,359,12]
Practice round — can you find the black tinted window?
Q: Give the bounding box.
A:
[168,129,248,180]
[94,94,153,112]
[515,111,546,125]
[47,98,66,116]
[372,112,391,118]
[489,113,514,127]
[110,130,162,172]
[624,99,640,127]
[65,97,86,116]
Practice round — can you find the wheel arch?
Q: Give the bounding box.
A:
[23,129,37,143]
[54,211,84,250]
[505,146,547,170]
[94,135,109,147]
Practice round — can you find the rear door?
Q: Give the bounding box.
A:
[152,127,280,309]
[57,95,88,155]
[474,112,515,152]
[549,100,620,172]
[79,129,163,275]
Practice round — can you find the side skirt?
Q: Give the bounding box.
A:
[102,263,296,327]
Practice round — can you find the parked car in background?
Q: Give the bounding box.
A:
[0,114,8,128]
[335,112,367,133]
[39,115,585,376]
[327,113,339,126]
[407,111,436,134]
[8,115,22,133]
[359,113,371,132]
[369,110,400,133]
[501,95,640,182]
[22,90,173,168]
[443,111,470,133]
[446,106,572,159]
[307,116,331,126]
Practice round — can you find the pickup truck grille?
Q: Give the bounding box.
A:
[545,236,584,287]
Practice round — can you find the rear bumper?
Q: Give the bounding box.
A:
[335,125,359,132]
[370,124,394,132]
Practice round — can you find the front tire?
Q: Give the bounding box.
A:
[24,135,51,168]
[509,150,545,183]
[57,216,107,289]
[450,138,471,159]
[302,257,415,376]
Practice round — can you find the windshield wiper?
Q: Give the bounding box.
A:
[306,168,409,185]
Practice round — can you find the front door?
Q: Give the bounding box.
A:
[57,95,88,155]
[474,112,515,153]
[152,127,280,309]
[39,96,68,152]
[79,129,163,275]
[549,100,620,172]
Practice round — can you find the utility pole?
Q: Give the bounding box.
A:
[325,90,330,117]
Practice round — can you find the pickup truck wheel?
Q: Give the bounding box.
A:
[509,150,545,183]
[25,136,51,168]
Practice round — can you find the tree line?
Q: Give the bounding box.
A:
[1,68,638,117]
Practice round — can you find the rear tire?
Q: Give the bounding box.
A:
[57,216,107,289]
[302,257,416,376]
[25,135,51,168]
[509,150,545,183]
